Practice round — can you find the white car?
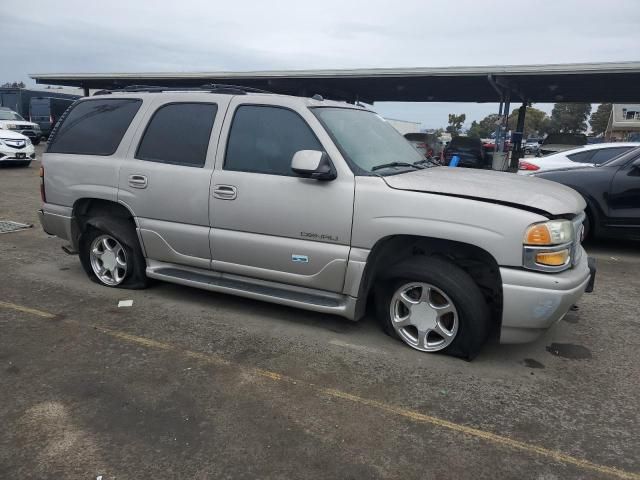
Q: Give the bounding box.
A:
[0,107,42,145]
[518,142,639,175]
[0,130,35,167]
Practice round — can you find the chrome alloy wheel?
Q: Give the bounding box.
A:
[390,282,459,352]
[89,234,127,286]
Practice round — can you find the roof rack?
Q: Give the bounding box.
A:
[93,83,272,96]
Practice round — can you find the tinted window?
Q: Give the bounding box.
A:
[567,150,594,163]
[48,99,141,155]
[590,147,632,164]
[136,103,217,167]
[225,105,322,175]
[30,99,50,116]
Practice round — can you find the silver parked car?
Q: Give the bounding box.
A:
[38,87,595,359]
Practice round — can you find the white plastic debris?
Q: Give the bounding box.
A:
[118,300,133,308]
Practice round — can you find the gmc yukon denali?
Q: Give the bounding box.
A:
[38,87,595,359]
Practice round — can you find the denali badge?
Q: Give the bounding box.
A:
[291,254,309,263]
[300,232,339,242]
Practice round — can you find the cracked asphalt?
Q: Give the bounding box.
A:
[1,146,639,479]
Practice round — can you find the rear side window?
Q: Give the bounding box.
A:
[136,103,217,167]
[47,99,142,155]
[567,150,594,163]
[225,105,322,176]
[590,147,632,164]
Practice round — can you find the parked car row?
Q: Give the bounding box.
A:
[519,143,639,174]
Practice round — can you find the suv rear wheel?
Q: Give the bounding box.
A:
[375,256,489,359]
[79,219,148,289]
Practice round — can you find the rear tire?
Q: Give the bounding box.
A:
[79,218,148,289]
[375,256,490,360]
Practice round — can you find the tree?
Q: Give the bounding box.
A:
[446,113,466,137]
[507,106,550,137]
[548,103,591,133]
[467,113,501,138]
[1,81,25,88]
[590,103,612,136]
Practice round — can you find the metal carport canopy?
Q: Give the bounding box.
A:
[30,61,640,103]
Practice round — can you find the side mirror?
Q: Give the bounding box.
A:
[291,150,336,181]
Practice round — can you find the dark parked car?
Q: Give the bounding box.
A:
[534,146,640,240]
[444,136,486,168]
[539,133,588,156]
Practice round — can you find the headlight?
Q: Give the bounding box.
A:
[524,220,574,245]
[4,123,18,130]
[523,220,574,271]
[25,137,32,145]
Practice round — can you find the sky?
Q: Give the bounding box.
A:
[3,0,639,129]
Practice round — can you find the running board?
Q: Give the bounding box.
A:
[146,263,357,320]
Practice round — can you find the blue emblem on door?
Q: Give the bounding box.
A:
[292,254,309,263]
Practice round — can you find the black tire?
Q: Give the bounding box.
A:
[31,137,41,146]
[375,256,490,360]
[79,217,148,289]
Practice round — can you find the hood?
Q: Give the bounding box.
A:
[0,129,31,140]
[382,167,585,216]
[0,120,38,128]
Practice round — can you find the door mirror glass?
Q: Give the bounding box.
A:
[291,150,336,180]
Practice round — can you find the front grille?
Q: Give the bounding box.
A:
[19,125,34,131]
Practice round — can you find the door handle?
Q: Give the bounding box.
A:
[213,184,237,200]
[128,174,148,189]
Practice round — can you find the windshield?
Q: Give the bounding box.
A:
[313,107,423,174]
[600,146,640,167]
[0,110,24,121]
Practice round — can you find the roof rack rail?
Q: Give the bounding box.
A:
[93,84,272,96]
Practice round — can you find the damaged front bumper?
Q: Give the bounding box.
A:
[499,248,594,344]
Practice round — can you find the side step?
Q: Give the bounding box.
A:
[146,265,356,319]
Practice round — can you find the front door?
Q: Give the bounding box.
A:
[209,98,354,293]
[118,97,227,269]
[608,154,640,227]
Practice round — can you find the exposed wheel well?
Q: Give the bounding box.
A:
[71,199,136,248]
[355,235,503,329]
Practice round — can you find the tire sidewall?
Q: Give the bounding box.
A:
[79,220,147,289]
[376,257,489,359]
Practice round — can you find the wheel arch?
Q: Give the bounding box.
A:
[71,198,137,250]
[354,235,503,329]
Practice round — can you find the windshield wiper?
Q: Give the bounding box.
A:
[371,161,425,172]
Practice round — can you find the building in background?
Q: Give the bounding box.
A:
[606,104,640,141]
[384,118,422,135]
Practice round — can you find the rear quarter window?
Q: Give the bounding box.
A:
[47,98,142,155]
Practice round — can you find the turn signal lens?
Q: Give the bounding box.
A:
[519,161,540,171]
[524,220,573,246]
[536,249,569,266]
[525,224,551,245]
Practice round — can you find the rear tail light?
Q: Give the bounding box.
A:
[519,161,540,171]
[39,166,46,203]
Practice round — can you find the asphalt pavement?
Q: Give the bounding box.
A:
[0,146,638,479]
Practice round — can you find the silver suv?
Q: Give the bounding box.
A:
[38,87,595,359]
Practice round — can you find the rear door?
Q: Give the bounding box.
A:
[209,96,355,292]
[118,95,230,269]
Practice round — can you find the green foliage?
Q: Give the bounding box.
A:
[1,81,25,88]
[589,103,612,136]
[507,107,550,137]
[467,114,501,138]
[446,113,466,137]
[548,103,592,133]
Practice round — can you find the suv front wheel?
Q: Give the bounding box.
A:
[376,256,489,359]
[79,219,148,289]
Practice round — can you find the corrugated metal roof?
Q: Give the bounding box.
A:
[30,61,640,103]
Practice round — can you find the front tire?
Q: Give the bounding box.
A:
[376,256,490,360]
[79,219,148,289]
